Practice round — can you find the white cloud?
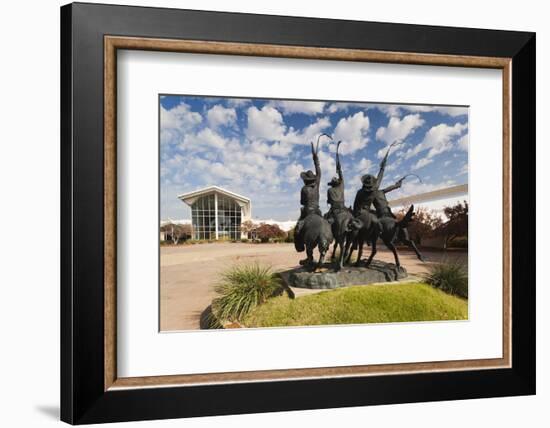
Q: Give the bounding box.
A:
[376,114,425,149]
[249,140,293,157]
[284,162,306,183]
[374,104,468,118]
[373,104,401,117]
[332,111,370,155]
[206,104,237,129]
[412,158,433,171]
[318,150,336,174]
[405,122,468,160]
[245,105,286,141]
[327,102,365,114]
[268,100,325,115]
[458,133,469,152]
[161,102,202,131]
[209,162,240,180]
[245,106,331,154]
[355,157,373,173]
[227,98,251,107]
[285,116,332,145]
[182,128,232,151]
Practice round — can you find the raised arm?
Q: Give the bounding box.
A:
[336,141,344,184]
[382,178,404,194]
[376,146,390,187]
[311,142,321,185]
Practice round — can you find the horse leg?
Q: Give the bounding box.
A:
[334,239,345,271]
[354,238,364,267]
[366,239,377,267]
[401,229,426,262]
[315,245,327,272]
[330,241,338,261]
[305,246,314,269]
[405,239,425,262]
[344,234,354,265]
[385,240,400,267]
[338,239,346,271]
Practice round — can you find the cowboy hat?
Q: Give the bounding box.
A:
[361,174,377,189]
[300,170,317,182]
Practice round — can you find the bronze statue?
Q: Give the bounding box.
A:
[353,142,404,219]
[325,141,353,271]
[345,205,420,268]
[349,142,425,266]
[293,135,426,271]
[294,135,334,271]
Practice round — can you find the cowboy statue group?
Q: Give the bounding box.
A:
[294,134,426,273]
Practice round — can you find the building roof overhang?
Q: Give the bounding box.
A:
[177,185,251,206]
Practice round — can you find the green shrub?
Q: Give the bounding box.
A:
[211,264,283,323]
[285,228,295,243]
[423,260,468,298]
[448,236,468,248]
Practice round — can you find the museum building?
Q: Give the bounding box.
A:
[178,186,251,240]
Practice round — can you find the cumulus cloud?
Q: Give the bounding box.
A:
[248,140,293,157]
[245,105,287,141]
[405,122,467,160]
[206,105,237,129]
[268,100,325,115]
[285,116,332,145]
[160,102,203,146]
[161,102,202,131]
[376,114,424,148]
[412,157,434,171]
[332,112,370,155]
[327,102,365,114]
[355,157,373,173]
[245,105,331,154]
[284,162,306,183]
[402,105,468,117]
[227,98,251,107]
[374,104,468,118]
[373,104,401,118]
[457,133,469,152]
[182,128,233,151]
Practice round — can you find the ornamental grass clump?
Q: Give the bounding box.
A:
[211,263,283,323]
[423,259,468,298]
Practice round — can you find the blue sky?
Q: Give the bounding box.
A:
[160,95,468,221]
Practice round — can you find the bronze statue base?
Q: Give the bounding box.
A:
[283,260,407,290]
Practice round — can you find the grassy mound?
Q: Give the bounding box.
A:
[243,283,467,328]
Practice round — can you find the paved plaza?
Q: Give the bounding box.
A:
[160,242,467,331]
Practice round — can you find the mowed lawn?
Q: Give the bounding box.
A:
[243,283,468,328]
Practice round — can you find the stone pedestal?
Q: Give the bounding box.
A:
[283,260,407,290]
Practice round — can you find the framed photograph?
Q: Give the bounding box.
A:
[61,2,535,424]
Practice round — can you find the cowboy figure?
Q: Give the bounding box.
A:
[353,146,404,218]
[296,142,322,236]
[325,141,347,224]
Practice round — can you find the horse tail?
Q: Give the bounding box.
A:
[397,205,415,228]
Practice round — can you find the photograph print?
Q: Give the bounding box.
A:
[159,95,469,332]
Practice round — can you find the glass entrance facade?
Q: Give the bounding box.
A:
[217,194,242,240]
[191,194,216,240]
[190,192,242,240]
